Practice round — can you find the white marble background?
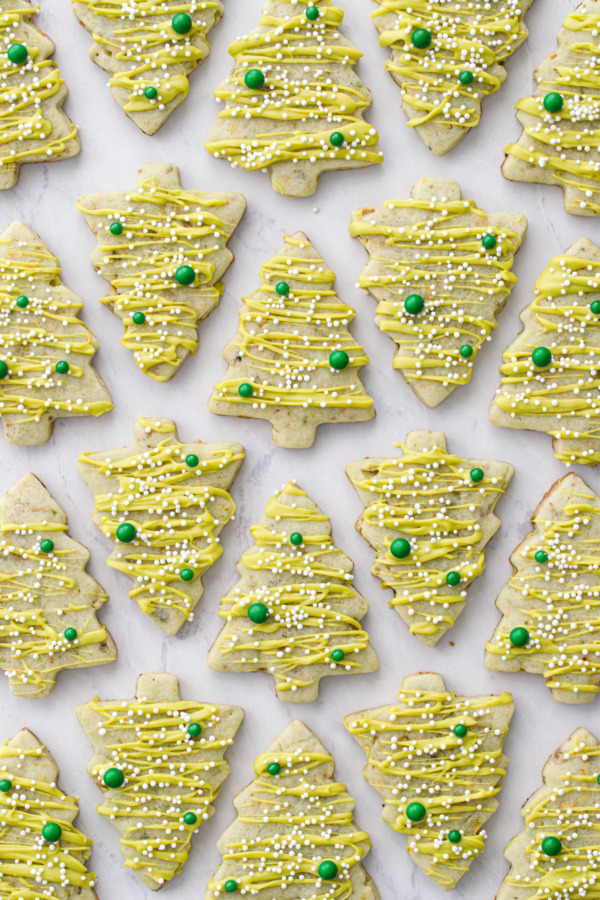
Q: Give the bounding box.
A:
[1,0,598,897]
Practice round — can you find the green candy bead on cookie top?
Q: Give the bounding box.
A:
[187,722,202,739]
[329,131,344,146]
[404,293,424,315]
[247,602,269,624]
[411,28,431,49]
[116,522,136,543]
[543,92,564,113]
[448,830,462,843]
[541,836,562,857]
[224,881,238,894]
[290,532,303,546]
[331,648,345,662]
[306,4,319,19]
[238,382,253,398]
[0,779,12,793]
[267,761,281,776]
[390,538,410,559]
[534,549,548,564]
[109,221,123,235]
[453,723,467,738]
[510,626,530,647]
[185,453,199,467]
[318,860,338,880]
[144,86,158,100]
[0,361,8,379]
[459,344,473,359]
[40,539,54,554]
[103,767,125,789]
[329,349,349,370]
[42,822,62,843]
[132,311,146,325]
[180,568,194,582]
[55,361,69,374]
[244,68,265,90]
[532,346,552,368]
[183,811,197,825]
[481,233,497,250]
[175,265,195,286]
[16,295,28,308]
[470,467,484,483]
[446,571,460,586]
[63,627,77,642]
[406,801,426,822]
[591,300,600,315]
[7,43,28,65]
[171,12,192,33]
[459,71,473,85]
[275,281,290,296]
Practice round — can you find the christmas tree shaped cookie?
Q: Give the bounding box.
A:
[205,719,379,900]
[368,0,534,155]
[0,0,80,189]
[77,673,243,891]
[0,221,112,445]
[77,163,246,382]
[209,232,375,448]
[77,417,244,635]
[503,1,600,216]
[347,431,513,645]
[208,480,379,701]
[349,177,528,407]
[497,727,600,900]
[71,0,224,134]
[485,473,600,704]
[345,673,514,891]
[0,473,117,698]
[204,0,382,197]
[490,237,600,467]
[0,727,96,899]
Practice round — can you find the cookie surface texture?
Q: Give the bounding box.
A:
[0,727,96,899]
[497,727,600,900]
[345,673,514,891]
[209,231,375,448]
[78,163,246,381]
[77,417,244,634]
[208,480,379,701]
[205,718,380,900]
[489,237,600,466]
[346,430,513,645]
[0,0,80,188]
[503,0,600,216]
[0,473,116,698]
[77,672,243,890]
[204,0,382,197]
[71,0,224,134]
[350,177,527,407]
[486,472,600,704]
[0,221,113,445]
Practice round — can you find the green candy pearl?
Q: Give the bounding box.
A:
[103,767,125,789]
[171,12,192,33]
[244,68,265,89]
[318,860,338,880]
[459,71,473,85]
[40,539,54,554]
[448,830,462,843]
[306,5,319,19]
[510,626,530,647]
[144,86,158,100]
[109,221,123,235]
[470,467,484,483]
[224,881,238,894]
[183,811,197,825]
[185,453,199,467]
[238,382,253,398]
[459,344,473,358]
[0,361,8,379]
[116,522,137,543]
[55,361,69,374]
[329,131,344,146]
[331,648,345,662]
[0,779,12,793]
[187,722,202,738]
[541,836,562,857]
[175,265,195,286]
[532,346,552,368]
[276,281,290,296]
[481,233,497,250]
[7,43,28,65]
[591,300,600,315]
[132,311,146,325]
[406,801,426,822]
[63,627,77,642]
[247,602,269,624]
[290,532,303,546]
[535,550,548,564]
[42,822,62,843]
[453,723,467,738]
[543,92,564,113]
[411,28,431,49]
[267,761,281,776]
[16,295,28,308]
[404,293,424,315]
[390,538,411,559]
[446,571,460,586]
[180,568,194,582]
[329,349,349,370]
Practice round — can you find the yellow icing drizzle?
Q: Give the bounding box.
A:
[214,482,372,696]
[371,0,529,132]
[86,697,236,889]
[350,197,524,390]
[207,744,371,899]
[345,687,513,890]
[72,0,222,113]
[212,233,373,412]
[0,232,112,428]
[486,488,600,699]
[0,5,78,170]
[493,251,600,466]
[205,1,382,174]
[78,418,243,625]
[0,741,95,898]
[348,439,510,638]
[505,10,600,214]
[77,172,242,381]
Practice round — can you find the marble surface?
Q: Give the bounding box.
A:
[1,0,599,897]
